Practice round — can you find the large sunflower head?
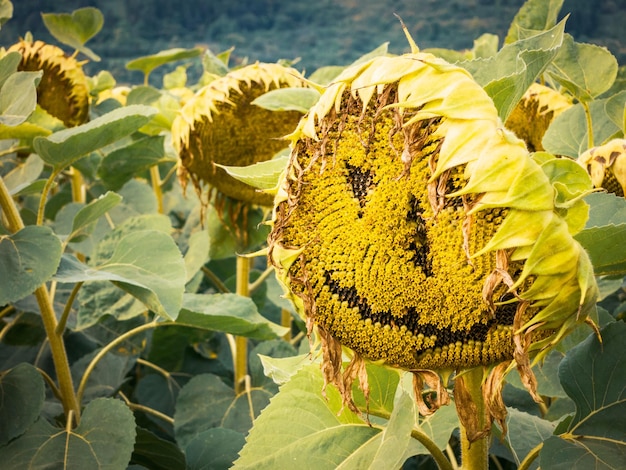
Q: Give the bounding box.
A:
[8,38,90,127]
[578,138,626,197]
[172,62,307,208]
[268,52,597,422]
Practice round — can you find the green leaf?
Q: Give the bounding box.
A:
[501,407,556,468]
[70,191,122,239]
[177,293,288,340]
[506,350,567,398]
[0,0,13,31]
[0,51,22,89]
[233,365,379,469]
[132,427,186,470]
[216,155,288,191]
[98,135,168,190]
[185,428,245,470]
[207,204,270,260]
[539,322,626,469]
[0,71,42,126]
[0,398,136,469]
[174,373,273,449]
[71,351,135,401]
[126,48,203,80]
[41,7,103,61]
[54,229,185,321]
[252,88,320,113]
[463,20,565,122]
[547,35,618,102]
[0,225,62,305]
[33,104,157,171]
[504,0,563,44]
[202,48,230,77]
[575,193,626,276]
[3,153,44,196]
[542,98,621,158]
[0,363,44,445]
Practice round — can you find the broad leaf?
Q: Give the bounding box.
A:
[504,0,563,44]
[132,427,186,470]
[71,351,135,401]
[202,48,230,77]
[41,7,103,61]
[0,363,44,445]
[69,191,123,240]
[252,88,320,113]
[0,398,136,469]
[126,48,203,80]
[462,20,565,121]
[54,229,185,321]
[174,373,273,449]
[98,135,168,190]
[502,407,556,468]
[33,104,157,171]
[233,365,379,469]
[0,51,22,89]
[575,193,626,276]
[0,0,12,30]
[547,35,618,103]
[0,226,62,305]
[539,322,626,469]
[185,428,245,470]
[0,71,42,126]
[216,155,288,191]
[177,293,288,340]
[506,350,567,398]
[3,153,44,196]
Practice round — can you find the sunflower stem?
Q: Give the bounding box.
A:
[150,165,164,214]
[234,255,250,394]
[582,101,594,150]
[459,367,489,470]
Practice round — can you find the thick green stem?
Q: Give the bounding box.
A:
[582,101,594,150]
[150,165,164,214]
[37,169,60,226]
[460,367,489,470]
[234,255,250,394]
[1,176,81,423]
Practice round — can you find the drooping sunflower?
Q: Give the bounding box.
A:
[268,50,597,435]
[578,138,626,197]
[8,38,90,127]
[504,82,571,152]
[172,62,307,212]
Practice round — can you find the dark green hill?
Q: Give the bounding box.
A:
[1,0,624,84]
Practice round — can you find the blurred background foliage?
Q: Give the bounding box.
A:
[2,0,625,84]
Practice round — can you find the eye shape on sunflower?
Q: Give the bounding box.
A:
[8,38,90,127]
[269,52,598,419]
[172,62,307,213]
[578,138,626,197]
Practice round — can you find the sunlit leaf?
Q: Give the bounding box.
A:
[0,51,22,88]
[0,0,13,31]
[216,155,288,191]
[0,398,136,469]
[547,35,618,103]
[41,7,103,61]
[0,226,62,305]
[0,71,42,126]
[202,48,230,77]
[126,48,203,80]
[177,293,287,340]
[252,88,320,113]
[0,363,44,445]
[504,0,563,44]
[70,191,122,239]
[3,154,44,196]
[33,104,157,171]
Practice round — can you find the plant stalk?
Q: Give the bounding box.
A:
[234,255,250,394]
[150,165,164,214]
[459,367,489,470]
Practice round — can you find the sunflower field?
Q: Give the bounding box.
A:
[0,0,624,469]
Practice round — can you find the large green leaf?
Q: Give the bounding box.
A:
[504,0,563,44]
[97,135,169,190]
[575,193,626,276]
[0,70,42,126]
[0,363,44,445]
[126,48,203,80]
[0,398,136,469]
[0,51,22,89]
[71,351,135,401]
[542,98,621,158]
[547,35,618,103]
[216,154,288,191]
[252,88,320,113]
[33,104,157,171]
[0,225,62,305]
[132,427,186,470]
[506,350,567,398]
[185,428,245,470]
[176,293,287,340]
[174,373,273,450]
[462,19,565,122]
[0,0,12,31]
[68,191,123,241]
[233,365,380,469]
[3,153,44,196]
[41,7,103,61]
[539,321,626,469]
[502,407,556,468]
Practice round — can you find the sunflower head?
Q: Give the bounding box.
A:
[578,138,626,196]
[505,82,571,152]
[8,38,90,127]
[268,53,597,422]
[172,62,307,208]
